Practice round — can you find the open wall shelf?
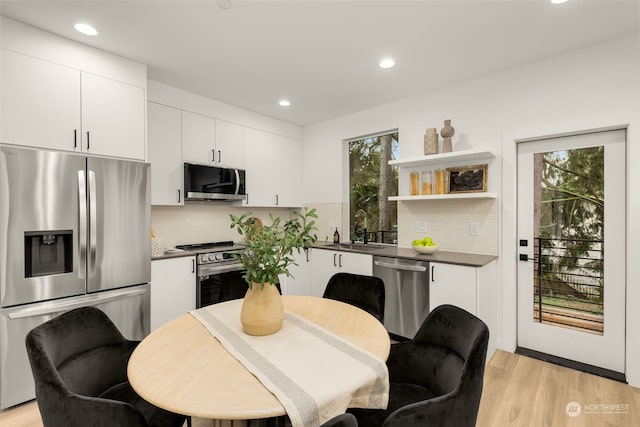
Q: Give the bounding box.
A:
[389,149,495,168]
[390,193,497,202]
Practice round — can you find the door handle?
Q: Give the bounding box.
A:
[88,170,97,276]
[338,254,343,267]
[333,253,337,267]
[77,170,87,280]
[218,150,221,163]
[86,131,90,150]
[192,259,195,274]
[519,254,534,261]
[8,287,147,319]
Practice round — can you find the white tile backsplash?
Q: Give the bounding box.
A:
[397,199,498,255]
[152,200,497,255]
[151,204,296,248]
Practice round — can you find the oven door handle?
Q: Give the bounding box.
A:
[198,263,244,276]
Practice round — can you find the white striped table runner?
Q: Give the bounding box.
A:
[190,300,389,427]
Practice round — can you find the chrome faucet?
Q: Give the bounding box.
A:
[355,209,368,244]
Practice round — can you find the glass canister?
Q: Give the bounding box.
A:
[409,171,420,196]
[421,171,432,195]
[434,169,445,194]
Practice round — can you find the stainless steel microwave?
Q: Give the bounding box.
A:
[183,163,246,201]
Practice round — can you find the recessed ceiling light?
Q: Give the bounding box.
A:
[74,23,98,36]
[378,58,395,69]
[550,0,568,4]
[279,100,291,107]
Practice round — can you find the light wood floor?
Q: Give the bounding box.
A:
[2,350,638,427]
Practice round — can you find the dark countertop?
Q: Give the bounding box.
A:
[151,244,497,267]
[151,250,197,261]
[312,243,497,267]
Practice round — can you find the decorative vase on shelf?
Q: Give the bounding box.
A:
[440,119,455,153]
[423,128,438,155]
[240,282,284,336]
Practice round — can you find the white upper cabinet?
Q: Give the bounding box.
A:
[243,127,302,207]
[181,113,244,168]
[1,49,81,151]
[148,102,183,205]
[215,120,244,168]
[0,49,146,160]
[181,111,216,165]
[80,72,145,160]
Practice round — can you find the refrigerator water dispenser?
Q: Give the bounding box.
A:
[24,231,73,277]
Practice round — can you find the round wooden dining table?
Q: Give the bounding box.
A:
[127,295,390,421]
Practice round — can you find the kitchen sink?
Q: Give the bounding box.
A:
[327,243,388,252]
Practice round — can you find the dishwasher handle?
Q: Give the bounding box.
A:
[374,260,428,272]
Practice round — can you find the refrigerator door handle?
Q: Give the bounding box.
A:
[77,170,87,279]
[7,288,148,320]
[88,170,97,276]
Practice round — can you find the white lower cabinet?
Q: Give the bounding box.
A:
[151,257,196,331]
[429,260,497,360]
[280,249,313,296]
[429,262,477,314]
[310,249,373,297]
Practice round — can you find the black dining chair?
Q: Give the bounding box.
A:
[321,413,358,427]
[322,272,385,323]
[349,304,489,427]
[25,306,188,427]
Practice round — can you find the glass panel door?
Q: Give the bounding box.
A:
[517,130,626,373]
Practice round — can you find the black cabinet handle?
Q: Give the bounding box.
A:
[177,189,181,203]
[333,253,337,267]
[218,150,221,163]
[431,265,435,282]
[211,149,215,163]
[86,131,90,150]
[339,254,343,268]
[275,194,279,206]
[74,129,77,148]
[192,259,195,273]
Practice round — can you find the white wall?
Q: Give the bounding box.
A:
[148,80,302,140]
[302,34,640,383]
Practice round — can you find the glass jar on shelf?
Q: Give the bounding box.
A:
[421,171,432,195]
[409,171,420,196]
[434,169,445,194]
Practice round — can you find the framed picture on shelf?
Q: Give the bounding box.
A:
[446,164,488,193]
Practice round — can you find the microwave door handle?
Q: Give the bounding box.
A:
[88,170,97,276]
[77,170,87,280]
[235,169,240,195]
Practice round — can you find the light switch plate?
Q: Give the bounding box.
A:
[416,221,427,233]
[470,223,480,236]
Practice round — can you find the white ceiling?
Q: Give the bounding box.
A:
[1,1,638,126]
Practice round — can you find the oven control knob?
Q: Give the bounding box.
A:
[207,254,215,262]
[200,255,208,263]
[215,253,224,261]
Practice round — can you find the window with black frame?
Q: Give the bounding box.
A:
[348,132,399,244]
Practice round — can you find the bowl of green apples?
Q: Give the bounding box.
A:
[412,237,438,254]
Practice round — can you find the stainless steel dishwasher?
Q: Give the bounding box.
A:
[373,256,430,339]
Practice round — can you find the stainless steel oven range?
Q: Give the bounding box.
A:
[175,241,248,308]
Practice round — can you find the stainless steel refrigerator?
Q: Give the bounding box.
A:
[0,145,151,409]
